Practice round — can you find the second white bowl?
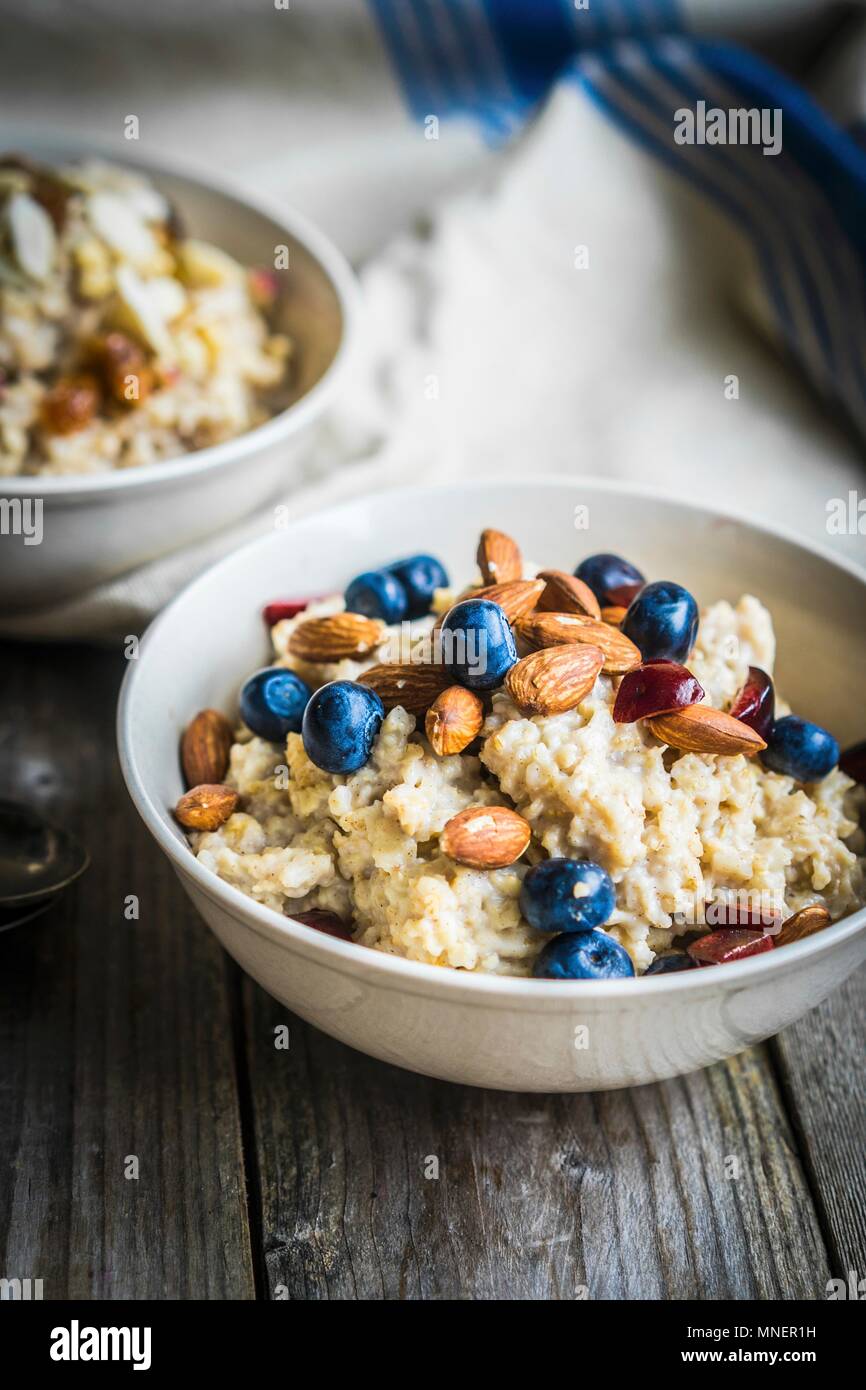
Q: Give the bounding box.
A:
[1,139,358,612]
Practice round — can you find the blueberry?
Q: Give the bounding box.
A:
[762,715,840,783]
[388,554,449,619]
[302,679,384,774]
[440,598,517,690]
[644,952,697,975]
[622,580,699,662]
[239,667,311,742]
[533,930,634,980]
[345,569,408,624]
[575,553,645,607]
[519,858,615,934]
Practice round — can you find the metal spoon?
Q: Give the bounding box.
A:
[0,799,89,911]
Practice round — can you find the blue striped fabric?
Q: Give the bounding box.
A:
[368,0,684,129]
[368,0,866,438]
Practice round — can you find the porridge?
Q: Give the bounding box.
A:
[175,532,865,980]
[0,156,290,476]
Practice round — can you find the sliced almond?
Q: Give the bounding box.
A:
[441,805,531,869]
[647,705,767,755]
[477,528,523,585]
[776,904,831,948]
[357,663,451,714]
[602,605,628,626]
[505,643,604,716]
[177,237,245,288]
[181,709,234,788]
[147,275,188,323]
[425,685,485,755]
[516,611,641,674]
[114,264,173,356]
[88,190,161,266]
[174,783,239,831]
[8,191,57,282]
[289,613,385,662]
[537,569,601,620]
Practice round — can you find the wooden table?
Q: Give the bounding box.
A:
[1,641,863,1300]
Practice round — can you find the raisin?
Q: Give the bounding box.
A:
[39,375,101,435]
[91,332,154,406]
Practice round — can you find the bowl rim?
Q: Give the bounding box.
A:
[117,473,866,1005]
[0,133,360,500]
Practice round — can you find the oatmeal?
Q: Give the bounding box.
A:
[177,535,866,979]
[0,157,290,475]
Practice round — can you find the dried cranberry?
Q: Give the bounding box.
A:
[839,739,866,784]
[263,599,315,626]
[687,929,775,967]
[613,659,704,724]
[574,553,645,608]
[607,581,644,607]
[248,267,280,308]
[730,666,775,742]
[704,901,781,930]
[291,909,353,941]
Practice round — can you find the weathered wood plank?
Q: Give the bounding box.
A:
[2,642,857,1303]
[241,982,830,1301]
[770,965,866,1285]
[0,643,255,1300]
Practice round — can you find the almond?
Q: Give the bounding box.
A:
[181,708,234,788]
[515,611,641,674]
[477,528,523,585]
[440,805,531,868]
[505,643,604,716]
[602,605,628,626]
[433,579,544,630]
[647,705,767,755]
[288,612,385,662]
[471,578,544,621]
[174,783,239,831]
[357,663,451,714]
[536,569,601,620]
[776,903,831,948]
[425,685,485,755]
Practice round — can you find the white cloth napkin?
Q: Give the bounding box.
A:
[2,0,864,641]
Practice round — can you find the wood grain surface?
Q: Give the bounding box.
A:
[770,974,866,1284]
[0,644,254,1300]
[239,985,835,1301]
[0,642,863,1300]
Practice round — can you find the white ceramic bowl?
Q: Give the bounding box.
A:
[0,138,358,612]
[118,478,866,1092]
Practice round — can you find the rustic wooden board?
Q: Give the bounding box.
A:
[0,643,255,1300]
[770,966,866,1284]
[240,981,830,1301]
